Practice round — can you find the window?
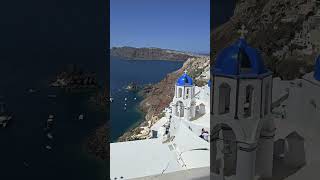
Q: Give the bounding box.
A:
[186,89,190,98]
[218,83,231,114]
[244,85,254,118]
[178,88,182,98]
[264,84,270,115]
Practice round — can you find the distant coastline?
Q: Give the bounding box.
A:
[110,46,204,61]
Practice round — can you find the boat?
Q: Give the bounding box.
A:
[45,114,54,129]
[47,133,53,139]
[45,145,52,150]
[78,114,84,120]
[0,103,12,128]
[28,89,37,93]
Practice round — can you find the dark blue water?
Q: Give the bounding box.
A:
[0,50,107,180]
[110,56,183,142]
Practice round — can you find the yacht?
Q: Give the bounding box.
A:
[47,133,53,139]
[78,114,84,120]
[45,145,52,150]
[0,103,12,128]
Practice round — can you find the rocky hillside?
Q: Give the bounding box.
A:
[212,0,320,80]
[118,56,210,142]
[110,46,196,61]
[86,123,108,160]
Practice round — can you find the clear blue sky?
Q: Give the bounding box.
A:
[110,0,210,53]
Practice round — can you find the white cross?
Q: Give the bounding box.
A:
[184,70,188,74]
[238,24,248,39]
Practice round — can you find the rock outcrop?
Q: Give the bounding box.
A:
[51,64,99,90]
[86,123,108,160]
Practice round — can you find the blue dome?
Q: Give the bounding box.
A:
[213,38,270,77]
[177,72,193,86]
[208,80,211,87]
[314,55,320,81]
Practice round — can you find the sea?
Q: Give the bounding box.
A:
[0,50,107,180]
[110,56,183,142]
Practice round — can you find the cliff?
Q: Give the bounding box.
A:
[110,46,197,61]
[86,124,108,160]
[212,0,320,80]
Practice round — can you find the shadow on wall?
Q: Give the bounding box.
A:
[269,131,306,180]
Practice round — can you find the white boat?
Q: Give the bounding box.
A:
[28,89,36,93]
[46,114,54,129]
[47,118,54,123]
[0,103,11,128]
[47,114,54,123]
[47,133,53,139]
[78,114,84,120]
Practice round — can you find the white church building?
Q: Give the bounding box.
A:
[211,30,320,180]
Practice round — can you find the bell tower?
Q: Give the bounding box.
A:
[172,70,196,121]
[211,27,275,180]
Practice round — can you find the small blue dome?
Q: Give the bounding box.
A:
[177,72,193,86]
[314,55,320,81]
[208,80,211,87]
[213,38,270,77]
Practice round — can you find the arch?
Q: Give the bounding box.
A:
[175,101,184,117]
[244,85,254,118]
[218,83,231,114]
[212,123,237,176]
